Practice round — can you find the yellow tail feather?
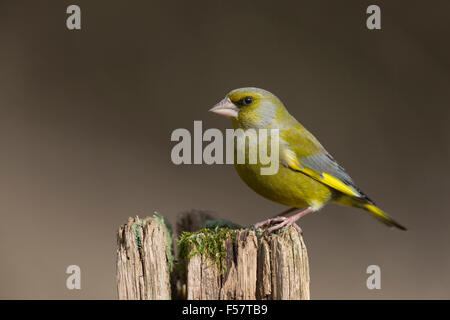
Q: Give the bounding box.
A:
[362,203,407,231]
[335,196,407,230]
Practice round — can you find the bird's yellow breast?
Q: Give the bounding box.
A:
[230,116,332,210]
[234,158,332,210]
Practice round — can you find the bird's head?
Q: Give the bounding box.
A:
[209,87,289,129]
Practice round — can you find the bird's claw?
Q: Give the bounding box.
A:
[254,216,287,230]
[253,217,303,235]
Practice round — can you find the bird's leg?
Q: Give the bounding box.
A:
[254,207,297,229]
[254,216,287,230]
[272,207,298,218]
[266,207,314,234]
[253,207,303,234]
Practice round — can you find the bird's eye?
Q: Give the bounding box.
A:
[236,96,253,107]
[244,96,253,105]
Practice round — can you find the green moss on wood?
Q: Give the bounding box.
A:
[131,216,146,251]
[202,218,241,230]
[177,226,234,274]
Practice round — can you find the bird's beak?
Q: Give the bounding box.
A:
[209,97,239,118]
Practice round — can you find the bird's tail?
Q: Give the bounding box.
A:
[362,202,407,231]
[336,196,407,231]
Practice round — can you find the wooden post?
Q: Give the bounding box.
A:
[257,226,310,299]
[116,215,173,300]
[184,229,259,300]
[116,211,310,300]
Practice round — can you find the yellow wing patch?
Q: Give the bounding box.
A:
[321,173,360,197]
[281,148,360,197]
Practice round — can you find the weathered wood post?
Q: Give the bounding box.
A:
[116,210,310,300]
[116,214,173,299]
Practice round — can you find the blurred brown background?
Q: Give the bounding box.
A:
[0,0,449,299]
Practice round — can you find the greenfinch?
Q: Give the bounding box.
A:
[209,87,406,233]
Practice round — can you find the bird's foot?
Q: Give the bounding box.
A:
[254,216,286,230]
[266,215,302,234]
[253,216,302,235]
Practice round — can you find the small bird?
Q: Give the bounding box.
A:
[209,87,406,233]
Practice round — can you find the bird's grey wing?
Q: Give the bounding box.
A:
[302,153,354,189]
[280,129,368,199]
